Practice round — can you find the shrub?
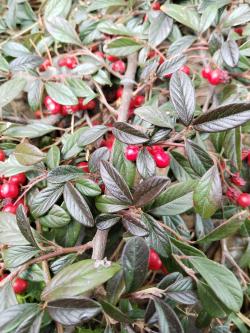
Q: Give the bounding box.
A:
[0,1,249,332]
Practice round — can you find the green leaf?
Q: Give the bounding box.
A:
[0,78,26,108]
[89,147,110,173]
[224,128,242,170]
[3,123,56,138]
[154,298,184,333]
[47,298,101,326]
[168,36,196,56]
[196,211,247,243]
[0,155,35,177]
[190,257,243,312]
[78,125,108,146]
[136,147,156,179]
[222,4,250,28]
[45,82,78,106]
[149,180,196,216]
[95,195,129,213]
[157,54,187,78]
[121,237,149,292]
[112,122,149,145]
[105,38,143,56]
[96,214,121,230]
[10,55,43,72]
[39,205,71,228]
[31,184,64,217]
[169,151,195,182]
[112,140,135,188]
[193,102,250,132]
[45,16,81,45]
[0,304,41,333]
[133,176,170,207]
[193,166,222,219]
[149,12,173,47]
[197,281,228,317]
[75,178,101,197]
[0,54,10,72]
[221,40,239,67]
[55,220,82,247]
[61,127,87,159]
[14,143,45,166]
[0,282,17,311]
[2,245,39,269]
[44,0,72,19]
[87,0,127,12]
[170,71,195,126]
[0,212,30,246]
[134,106,174,128]
[93,69,112,86]
[161,4,200,31]
[100,161,133,204]
[46,145,60,170]
[27,78,43,111]
[63,182,94,227]
[100,300,133,323]
[42,259,121,301]
[48,165,83,183]
[72,63,99,75]
[199,5,218,33]
[66,78,96,98]
[16,205,40,249]
[185,140,213,176]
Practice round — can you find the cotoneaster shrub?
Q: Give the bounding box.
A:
[0,1,250,332]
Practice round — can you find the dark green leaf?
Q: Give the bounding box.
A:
[193,166,222,219]
[47,298,101,325]
[221,40,239,67]
[149,12,173,47]
[122,214,149,237]
[31,184,64,217]
[63,182,94,227]
[133,176,170,207]
[121,237,149,292]
[112,122,149,145]
[47,165,83,183]
[96,214,121,230]
[224,128,242,170]
[42,259,121,301]
[165,277,197,305]
[78,125,108,146]
[170,71,195,126]
[157,54,187,78]
[185,140,213,176]
[95,195,129,213]
[100,300,133,323]
[193,103,250,132]
[89,147,110,173]
[76,178,101,197]
[136,147,156,179]
[168,36,196,56]
[100,161,133,204]
[39,205,71,228]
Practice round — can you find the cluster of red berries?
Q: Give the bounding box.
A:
[201,67,229,86]
[226,171,250,208]
[242,149,250,166]
[39,55,78,72]
[93,51,126,74]
[0,274,28,294]
[0,150,28,214]
[44,96,96,116]
[125,145,171,168]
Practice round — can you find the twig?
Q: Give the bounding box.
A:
[91,52,138,260]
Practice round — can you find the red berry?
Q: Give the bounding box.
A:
[61,104,79,115]
[201,66,212,79]
[9,173,26,185]
[95,51,104,59]
[161,266,168,275]
[106,55,119,62]
[112,60,126,74]
[2,203,17,214]
[44,96,61,114]
[132,95,145,108]
[100,183,105,193]
[247,153,250,167]
[116,87,123,99]
[180,65,190,76]
[208,69,221,85]
[0,182,19,199]
[154,151,171,168]
[230,173,246,187]
[101,135,115,151]
[241,149,250,160]
[125,145,140,161]
[147,145,164,155]
[148,249,162,271]
[152,2,161,10]
[237,193,250,208]
[0,274,8,281]
[234,27,243,36]
[12,278,28,294]
[34,110,42,119]
[226,187,240,202]
[39,58,52,72]
[58,56,77,69]
[78,98,96,111]
[77,162,89,173]
[0,149,6,162]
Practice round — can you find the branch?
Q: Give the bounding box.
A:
[91,52,138,260]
